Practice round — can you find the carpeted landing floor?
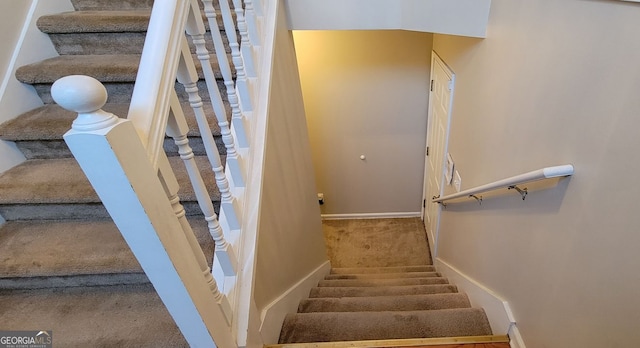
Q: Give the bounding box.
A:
[321,217,432,268]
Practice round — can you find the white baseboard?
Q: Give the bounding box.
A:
[259,260,331,344]
[435,258,525,348]
[321,212,421,220]
[508,325,526,348]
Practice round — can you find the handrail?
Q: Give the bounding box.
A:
[432,164,574,204]
[126,0,190,169]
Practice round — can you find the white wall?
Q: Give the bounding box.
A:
[432,0,640,347]
[0,0,73,174]
[252,5,328,313]
[293,30,433,216]
[285,0,491,38]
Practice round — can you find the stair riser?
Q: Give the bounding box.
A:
[0,273,149,290]
[0,202,215,221]
[330,266,436,274]
[14,136,225,160]
[309,285,458,298]
[279,309,493,343]
[33,79,226,105]
[48,32,231,56]
[324,272,441,280]
[318,278,449,287]
[298,293,472,313]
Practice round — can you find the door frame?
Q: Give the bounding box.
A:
[421,51,455,258]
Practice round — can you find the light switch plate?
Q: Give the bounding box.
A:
[453,170,462,192]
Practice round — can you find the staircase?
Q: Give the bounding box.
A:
[0,1,228,346]
[276,219,509,347]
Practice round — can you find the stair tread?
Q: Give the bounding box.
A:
[0,284,187,347]
[309,284,458,298]
[0,156,220,205]
[0,218,213,288]
[15,54,224,85]
[330,265,435,274]
[324,271,441,280]
[0,103,224,142]
[298,293,472,313]
[279,309,493,343]
[16,55,141,84]
[317,277,449,287]
[37,9,226,34]
[71,0,154,11]
[38,10,151,33]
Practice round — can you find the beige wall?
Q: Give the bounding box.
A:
[293,30,433,215]
[252,6,328,311]
[433,0,640,347]
[0,1,31,80]
[0,0,73,174]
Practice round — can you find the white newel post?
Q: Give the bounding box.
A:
[52,75,236,348]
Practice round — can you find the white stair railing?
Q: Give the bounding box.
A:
[51,0,274,345]
[433,165,575,205]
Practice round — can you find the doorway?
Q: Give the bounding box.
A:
[422,52,455,258]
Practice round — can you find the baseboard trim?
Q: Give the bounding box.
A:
[435,258,525,348]
[508,325,526,348]
[321,212,421,220]
[259,260,331,344]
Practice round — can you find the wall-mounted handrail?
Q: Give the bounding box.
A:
[432,164,574,204]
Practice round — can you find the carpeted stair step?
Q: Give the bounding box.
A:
[309,284,458,298]
[0,156,220,221]
[70,0,228,11]
[317,277,449,287]
[0,218,213,289]
[324,271,440,280]
[71,0,155,11]
[37,10,231,55]
[15,55,226,104]
[0,103,227,159]
[278,309,493,343]
[0,284,187,346]
[298,293,472,313]
[330,265,435,274]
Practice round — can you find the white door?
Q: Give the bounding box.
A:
[422,52,455,258]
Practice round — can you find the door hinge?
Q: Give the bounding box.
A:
[426,146,429,156]
[430,80,434,92]
[423,199,426,208]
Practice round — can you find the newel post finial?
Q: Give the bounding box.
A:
[51,75,119,131]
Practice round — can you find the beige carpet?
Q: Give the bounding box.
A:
[322,217,432,268]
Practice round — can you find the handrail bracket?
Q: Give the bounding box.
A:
[508,185,528,200]
[469,194,483,205]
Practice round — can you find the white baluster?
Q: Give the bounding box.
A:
[178,36,246,188]
[214,0,253,111]
[52,75,235,347]
[156,153,234,320]
[187,2,249,149]
[166,91,239,276]
[252,0,263,17]
[232,0,257,78]
[244,0,260,46]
